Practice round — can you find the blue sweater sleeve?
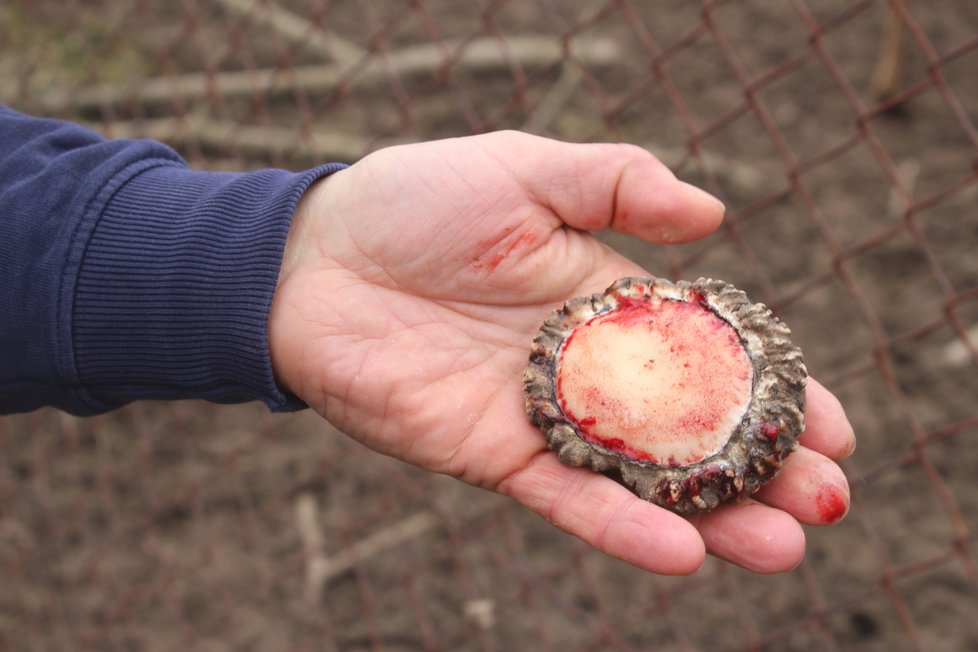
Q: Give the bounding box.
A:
[0,106,347,415]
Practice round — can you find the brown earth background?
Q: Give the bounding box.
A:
[2,1,978,650]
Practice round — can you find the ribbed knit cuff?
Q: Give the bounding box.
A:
[72,160,347,413]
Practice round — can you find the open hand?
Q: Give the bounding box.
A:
[269,131,855,575]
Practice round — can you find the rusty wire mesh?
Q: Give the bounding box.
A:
[2,0,977,650]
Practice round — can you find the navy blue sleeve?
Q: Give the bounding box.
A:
[0,105,347,415]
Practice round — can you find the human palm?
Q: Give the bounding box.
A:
[269,131,855,575]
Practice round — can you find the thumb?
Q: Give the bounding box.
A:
[483,132,725,244]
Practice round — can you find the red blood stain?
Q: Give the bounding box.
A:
[568,416,660,464]
[815,485,848,523]
[557,297,750,467]
[483,231,537,271]
[605,297,647,318]
[683,475,703,496]
[561,393,660,464]
[760,422,780,439]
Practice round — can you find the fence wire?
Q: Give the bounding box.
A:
[2,0,977,650]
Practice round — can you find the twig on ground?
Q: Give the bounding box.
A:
[294,493,439,602]
[294,493,325,603]
[209,0,365,64]
[887,158,921,218]
[87,116,408,162]
[871,0,912,102]
[521,63,583,134]
[36,35,620,113]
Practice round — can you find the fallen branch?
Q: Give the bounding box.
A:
[887,158,920,218]
[86,116,408,162]
[294,493,439,602]
[209,0,364,64]
[36,35,620,113]
[871,0,913,102]
[521,63,583,134]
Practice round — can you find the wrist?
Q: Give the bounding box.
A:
[72,161,346,413]
[268,170,348,399]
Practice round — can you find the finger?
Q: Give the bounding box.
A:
[499,452,706,575]
[485,133,725,244]
[798,378,856,460]
[753,446,850,525]
[690,500,807,573]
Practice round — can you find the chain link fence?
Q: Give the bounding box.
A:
[2,0,977,650]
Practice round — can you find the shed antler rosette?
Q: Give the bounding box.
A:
[523,277,807,515]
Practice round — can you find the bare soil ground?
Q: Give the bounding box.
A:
[2,1,977,650]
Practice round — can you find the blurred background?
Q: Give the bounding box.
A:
[1,0,977,650]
